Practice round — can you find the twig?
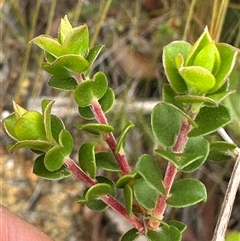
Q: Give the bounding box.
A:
[90,100,131,174]
[212,147,240,241]
[64,157,145,232]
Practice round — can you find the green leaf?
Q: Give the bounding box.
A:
[209,43,239,93]
[7,140,51,153]
[206,90,235,106]
[58,129,73,154]
[30,35,64,57]
[121,228,139,241]
[175,95,216,105]
[74,71,108,107]
[185,27,212,66]
[76,189,108,212]
[85,183,111,202]
[42,99,55,142]
[50,115,65,143]
[167,179,207,208]
[78,143,96,178]
[135,154,165,195]
[162,83,184,110]
[33,155,71,180]
[163,41,191,93]
[95,152,121,172]
[75,123,114,135]
[124,184,133,216]
[188,105,231,137]
[13,101,27,118]
[116,121,135,154]
[179,66,216,93]
[43,54,89,77]
[209,141,237,162]
[48,76,78,90]
[151,102,182,147]
[96,176,116,197]
[155,149,203,171]
[14,111,46,141]
[78,88,115,119]
[86,45,105,70]
[57,15,73,44]
[63,24,89,56]
[134,177,159,210]
[147,225,181,241]
[44,145,67,171]
[166,220,187,233]
[86,199,108,212]
[3,113,18,140]
[193,42,220,73]
[116,172,138,188]
[181,136,209,173]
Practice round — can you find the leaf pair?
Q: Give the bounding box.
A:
[163,27,239,95]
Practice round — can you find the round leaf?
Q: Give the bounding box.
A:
[167,179,207,208]
[208,141,237,162]
[116,121,135,154]
[63,24,89,56]
[43,54,89,77]
[86,45,105,70]
[121,228,139,241]
[116,172,138,188]
[95,152,121,172]
[74,72,108,107]
[58,129,73,155]
[50,115,65,143]
[181,136,209,173]
[124,184,133,216]
[135,154,165,195]
[210,43,239,93]
[134,177,158,210]
[44,145,67,171]
[86,183,111,202]
[163,41,191,93]
[48,76,78,90]
[78,88,115,119]
[193,42,220,73]
[147,225,181,241]
[8,140,51,153]
[33,155,71,180]
[42,99,55,142]
[151,102,182,147]
[14,111,46,141]
[3,113,18,140]
[78,143,96,178]
[74,123,114,135]
[179,66,216,93]
[188,105,231,137]
[30,35,63,57]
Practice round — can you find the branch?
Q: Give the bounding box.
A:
[212,147,240,241]
[90,99,131,174]
[64,157,145,232]
[148,119,191,229]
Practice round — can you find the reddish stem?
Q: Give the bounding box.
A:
[64,157,96,187]
[148,119,191,229]
[64,157,144,232]
[90,100,131,174]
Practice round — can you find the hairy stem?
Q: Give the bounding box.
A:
[64,157,144,232]
[90,100,131,174]
[148,119,191,229]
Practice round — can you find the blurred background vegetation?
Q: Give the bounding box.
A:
[1,0,240,241]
